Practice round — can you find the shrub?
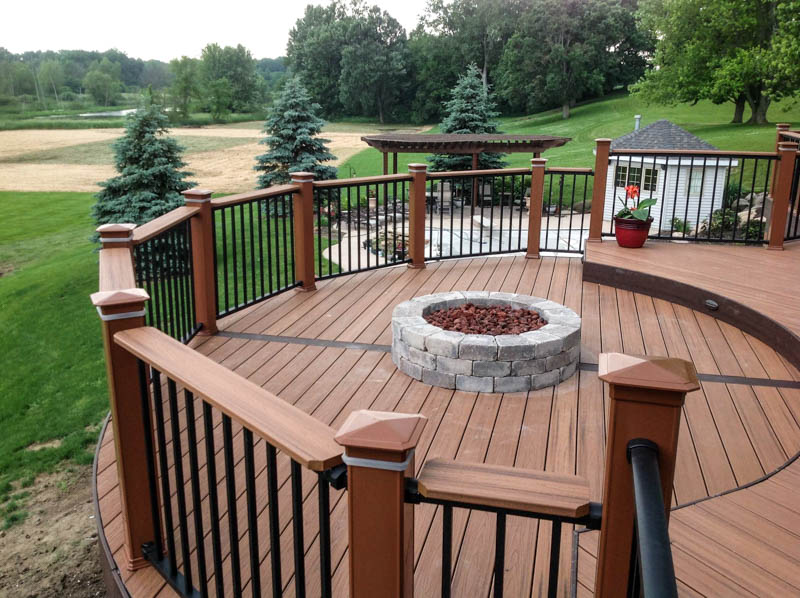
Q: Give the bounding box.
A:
[671,217,692,235]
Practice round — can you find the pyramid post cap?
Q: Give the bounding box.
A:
[598,353,700,393]
[335,410,427,452]
[91,288,150,308]
[96,223,136,234]
[182,188,214,197]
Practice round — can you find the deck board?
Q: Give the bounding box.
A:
[97,252,800,597]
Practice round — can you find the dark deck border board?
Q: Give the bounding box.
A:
[582,258,800,372]
[220,330,800,388]
[93,412,131,598]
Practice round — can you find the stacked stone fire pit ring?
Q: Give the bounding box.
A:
[391,291,581,393]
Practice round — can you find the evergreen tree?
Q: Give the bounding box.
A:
[254,76,337,188]
[429,64,506,172]
[91,102,194,237]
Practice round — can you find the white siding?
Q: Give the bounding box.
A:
[603,159,728,233]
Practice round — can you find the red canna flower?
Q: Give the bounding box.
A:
[625,185,640,200]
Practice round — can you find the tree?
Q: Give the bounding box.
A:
[92,103,194,234]
[497,0,637,119]
[200,43,261,112]
[423,0,528,92]
[254,77,337,188]
[406,29,463,123]
[206,77,233,121]
[169,56,198,120]
[634,0,799,124]
[429,64,506,171]
[140,60,173,90]
[38,60,64,105]
[83,57,122,105]
[338,3,407,123]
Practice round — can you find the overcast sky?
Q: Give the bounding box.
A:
[3,0,430,61]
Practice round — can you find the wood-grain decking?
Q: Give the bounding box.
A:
[95,251,800,597]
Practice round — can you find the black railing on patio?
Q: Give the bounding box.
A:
[212,192,298,318]
[405,478,602,598]
[607,150,776,244]
[542,168,593,253]
[312,175,411,279]
[626,439,678,598]
[133,219,201,343]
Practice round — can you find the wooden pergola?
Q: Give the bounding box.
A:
[360,133,572,174]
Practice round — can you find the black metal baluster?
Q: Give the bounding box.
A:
[266,444,282,597]
[336,188,342,271]
[169,228,186,341]
[442,505,453,598]
[243,429,261,597]
[238,204,248,305]
[167,379,193,591]
[291,461,306,598]
[257,199,265,299]
[493,512,506,598]
[231,206,240,310]
[203,402,224,597]
[222,415,242,596]
[220,209,230,314]
[264,199,274,294]
[743,158,760,241]
[366,184,372,269]
[151,370,177,576]
[318,473,332,598]
[761,159,773,241]
[183,391,208,597]
[356,185,362,271]
[568,174,577,250]
[547,520,562,598]
[248,201,256,303]
[137,361,163,560]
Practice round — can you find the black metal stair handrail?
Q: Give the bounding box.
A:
[627,438,679,598]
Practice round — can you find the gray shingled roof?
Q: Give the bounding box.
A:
[611,119,717,151]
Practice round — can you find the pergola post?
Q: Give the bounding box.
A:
[526,158,547,259]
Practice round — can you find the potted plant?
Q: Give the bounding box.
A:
[614,185,656,248]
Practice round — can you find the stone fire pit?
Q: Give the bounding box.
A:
[391,291,581,392]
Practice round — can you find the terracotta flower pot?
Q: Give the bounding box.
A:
[614,216,653,248]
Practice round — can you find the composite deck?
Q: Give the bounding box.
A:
[96,249,800,597]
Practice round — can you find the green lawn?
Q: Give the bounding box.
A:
[0,191,106,528]
[338,93,800,177]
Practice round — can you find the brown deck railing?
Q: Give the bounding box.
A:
[92,134,798,596]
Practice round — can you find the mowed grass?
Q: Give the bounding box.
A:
[0,135,254,165]
[339,93,800,177]
[0,191,107,527]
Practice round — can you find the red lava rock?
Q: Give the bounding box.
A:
[424,303,547,335]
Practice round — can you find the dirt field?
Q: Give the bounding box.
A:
[0,124,425,194]
[0,466,105,598]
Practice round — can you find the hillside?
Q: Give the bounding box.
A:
[339,93,800,177]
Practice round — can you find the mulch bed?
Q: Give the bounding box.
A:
[424,303,547,335]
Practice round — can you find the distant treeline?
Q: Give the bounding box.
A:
[0,46,287,120]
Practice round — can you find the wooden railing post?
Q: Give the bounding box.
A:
[588,138,611,243]
[594,352,699,597]
[526,158,547,259]
[408,163,427,268]
[768,142,799,250]
[335,410,427,598]
[290,172,317,291]
[91,283,155,571]
[182,188,218,334]
[770,123,792,196]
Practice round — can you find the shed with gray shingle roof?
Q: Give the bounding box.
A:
[602,119,738,233]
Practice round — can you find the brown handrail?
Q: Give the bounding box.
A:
[114,326,343,471]
[313,173,413,187]
[99,247,137,291]
[210,184,299,208]
[611,148,777,158]
[427,167,531,178]
[132,205,200,245]
[546,167,594,174]
[779,130,800,142]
